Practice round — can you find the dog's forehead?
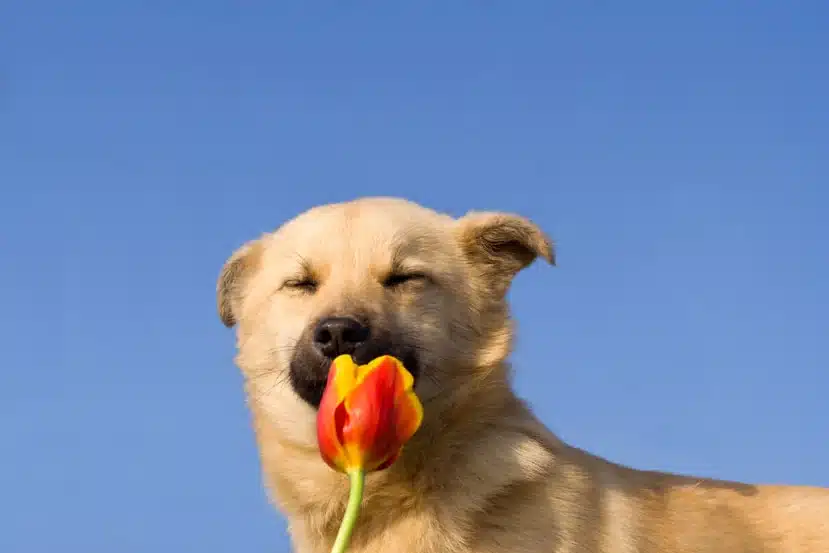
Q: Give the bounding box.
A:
[269,198,456,265]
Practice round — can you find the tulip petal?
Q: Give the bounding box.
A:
[317,403,347,470]
[341,366,394,470]
[316,358,354,471]
[331,354,361,400]
[369,357,424,446]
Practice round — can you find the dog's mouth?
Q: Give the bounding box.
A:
[289,347,421,409]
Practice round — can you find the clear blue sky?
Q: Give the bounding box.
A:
[2,2,827,551]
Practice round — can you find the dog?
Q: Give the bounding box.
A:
[217,197,828,552]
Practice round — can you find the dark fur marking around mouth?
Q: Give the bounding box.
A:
[288,364,329,409]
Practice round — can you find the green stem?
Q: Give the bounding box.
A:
[330,469,366,553]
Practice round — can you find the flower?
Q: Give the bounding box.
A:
[316,354,424,474]
[317,354,424,553]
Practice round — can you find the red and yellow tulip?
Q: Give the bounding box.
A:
[316,354,424,553]
[317,354,423,473]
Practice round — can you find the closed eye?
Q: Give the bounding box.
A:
[281,278,318,293]
[383,272,429,288]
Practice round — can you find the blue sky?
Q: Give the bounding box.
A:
[2,1,827,551]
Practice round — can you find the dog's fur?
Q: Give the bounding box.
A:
[218,197,828,552]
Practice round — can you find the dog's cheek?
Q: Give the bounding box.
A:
[411,308,463,370]
[262,301,310,365]
[238,306,320,447]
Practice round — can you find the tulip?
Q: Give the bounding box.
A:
[316,354,424,553]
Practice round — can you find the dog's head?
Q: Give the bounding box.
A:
[218,197,554,445]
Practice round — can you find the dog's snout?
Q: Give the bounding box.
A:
[313,317,371,358]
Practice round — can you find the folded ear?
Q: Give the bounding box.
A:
[456,211,555,288]
[217,239,264,327]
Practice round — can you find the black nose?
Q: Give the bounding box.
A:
[313,317,371,358]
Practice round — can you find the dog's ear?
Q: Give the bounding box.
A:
[456,211,555,288]
[217,239,264,328]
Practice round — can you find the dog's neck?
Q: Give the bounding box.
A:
[250,364,564,551]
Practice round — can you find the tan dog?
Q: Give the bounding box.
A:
[217,197,828,553]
